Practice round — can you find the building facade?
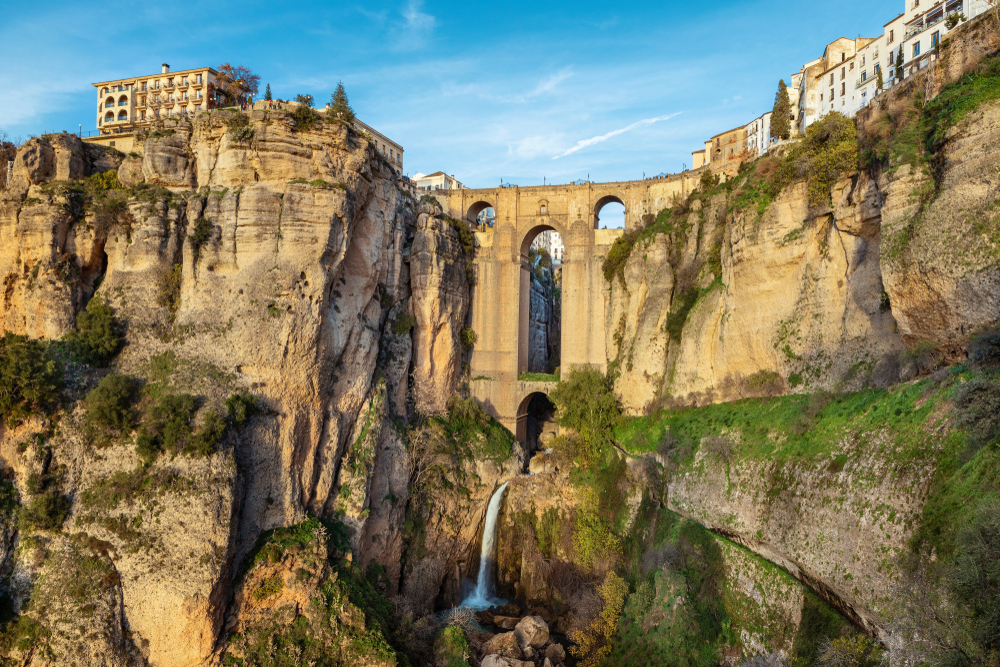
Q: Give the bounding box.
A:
[413,171,465,190]
[531,230,565,263]
[746,112,772,158]
[352,118,404,173]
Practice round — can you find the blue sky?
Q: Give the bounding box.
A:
[1,0,897,192]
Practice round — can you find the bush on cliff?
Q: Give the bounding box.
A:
[0,334,62,426]
[550,367,621,465]
[84,373,136,445]
[64,296,122,367]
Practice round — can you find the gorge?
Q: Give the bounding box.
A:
[0,12,997,667]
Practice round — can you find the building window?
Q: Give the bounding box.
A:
[820,94,824,101]
[913,41,921,57]
[831,88,835,99]
[862,71,868,82]
[842,82,846,95]
[841,67,846,79]
[889,30,894,43]
[932,31,940,48]
[850,62,855,71]
[830,73,834,84]
[841,53,846,62]
[540,204,547,214]
[197,74,203,84]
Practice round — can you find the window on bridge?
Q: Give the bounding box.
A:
[527,230,563,375]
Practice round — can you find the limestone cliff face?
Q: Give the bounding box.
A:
[527,275,552,373]
[0,111,470,666]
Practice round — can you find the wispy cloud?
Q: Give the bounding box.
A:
[391,0,435,50]
[553,112,681,159]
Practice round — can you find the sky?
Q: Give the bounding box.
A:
[1,0,898,196]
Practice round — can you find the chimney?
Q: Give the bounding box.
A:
[162,64,170,74]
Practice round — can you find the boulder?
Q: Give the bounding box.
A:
[494,603,521,617]
[543,660,553,667]
[482,631,522,660]
[545,642,566,663]
[514,615,549,649]
[481,656,511,667]
[494,615,519,630]
[475,610,495,626]
[528,451,558,475]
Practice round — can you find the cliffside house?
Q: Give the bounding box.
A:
[88,64,238,151]
[413,172,465,190]
[351,118,404,174]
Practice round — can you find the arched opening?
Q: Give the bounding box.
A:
[118,94,128,105]
[515,392,556,450]
[594,195,626,229]
[117,110,128,121]
[467,201,495,230]
[519,226,563,377]
[104,111,114,122]
[105,97,115,108]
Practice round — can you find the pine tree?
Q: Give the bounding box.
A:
[876,68,884,90]
[328,81,356,125]
[895,46,904,81]
[264,84,272,101]
[770,79,792,142]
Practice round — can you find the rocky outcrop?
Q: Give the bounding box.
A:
[527,275,551,373]
[0,111,471,666]
[608,175,905,413]
[410,205,470,414]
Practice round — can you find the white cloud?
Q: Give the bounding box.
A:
[391,0,435,50]
[552,112,681,159]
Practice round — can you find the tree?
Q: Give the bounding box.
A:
[264,83,272,101]
[0,131,17,190]
[328,81,356,125]
[294,94,314,107]
[215,63,260,106]
[895,46,904,81]
[770,80,792,142]
[876,67,884,91]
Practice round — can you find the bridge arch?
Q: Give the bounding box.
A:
[517,223,565,376]
[594,194,626,229]
[519,222,566,258]
[466,200,496,227]
[515,391,556,446]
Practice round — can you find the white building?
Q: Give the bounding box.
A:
[796,0,989,129]
[531,230,565,264]
[746,112,772,158]
[412,171,464,190]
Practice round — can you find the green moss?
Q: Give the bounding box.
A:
[518,372,559,382]
[435,626,471,667]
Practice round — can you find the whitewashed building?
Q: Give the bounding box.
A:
[412,171,464,190]
[746,112,772,158]
[531,230,565,264]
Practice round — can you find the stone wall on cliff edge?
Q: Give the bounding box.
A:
[0,109,472,666]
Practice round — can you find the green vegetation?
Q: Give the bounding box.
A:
[225,112,255,146]
[771,79,792,141]
[434,626,470,667]
[444,216,477,285]
[135,389,255,461]
[158,263,183,317]
[328,81,356,125]
[666,286,701,342]
[189,216,213,261]
[459,327,477,351]
[393,311,416,336]
[18,472,69,532]
[441,395,515,462]
[63,297,122,366]
[0,334,62,426]
[518,372,559,382]
[291,102,321,133]
[228,517,405,667]
[83,373,136,445]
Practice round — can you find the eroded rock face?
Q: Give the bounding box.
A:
[0,112,470,666]
[410,206,470,415]
[609,173,905,413]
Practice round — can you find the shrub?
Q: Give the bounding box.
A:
[434,625,470,667]
[394,312,416,336]
[0,334,62,426]
[747,369,782,390]
[602,228,639,284]
[950,497,1000,657]
[776,112,858,207]
[665,286,701,342]
[188,411,227,456]
[253,575,285,601]
[225,112,254,146]
[84,373,136,436]
[291,103,321,133]
[64,297,121,366]
[816,635,884,667]
[226,391,258,426]
[446,394,490,430]
[459,327,477,351]
[954,378,1000,456]
[136,393,197,461]
[550,367,621,465]
[18,490,70,532]
[969,325,1000,370]
[699,169,719,192]
[569,570,628,667]
[157,264,182,316]
[189,216,213,261]
[702,435,733,461]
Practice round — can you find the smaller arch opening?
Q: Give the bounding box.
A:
[104,111,114,121]
[595,196,625,229]
[118,94,128,104]
[467,201,495,229]
[516,392,556,452]
[117,110,128,121]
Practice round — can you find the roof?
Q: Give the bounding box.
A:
[92,65,218,87]
[885,12,905,27]
[709,126,746,141]
[422,171,448,178]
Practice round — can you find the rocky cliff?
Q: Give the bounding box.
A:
[0,109,474,665]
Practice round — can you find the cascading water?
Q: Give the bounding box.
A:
[462,482,508,609]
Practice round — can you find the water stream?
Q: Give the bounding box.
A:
[461,482,508,609]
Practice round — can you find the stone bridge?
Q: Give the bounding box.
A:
[426,171,703,439]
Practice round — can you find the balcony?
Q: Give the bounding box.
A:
[904,8,956,41]
[105,102,114,109]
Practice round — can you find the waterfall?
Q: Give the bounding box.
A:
[463,482,508,608]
